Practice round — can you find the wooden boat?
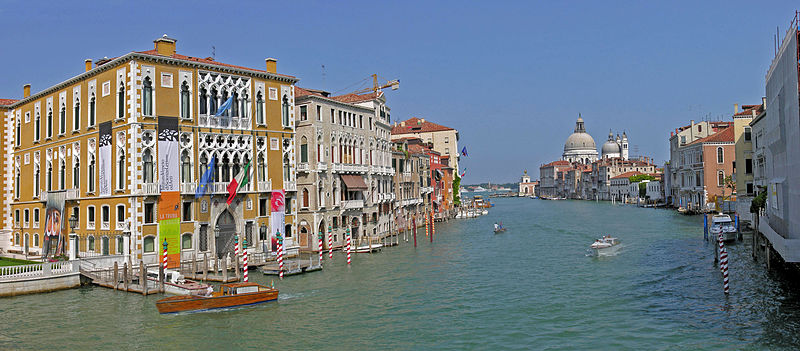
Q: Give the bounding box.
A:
[493,227,506,234]
[147,269,211,296]
[155,282,278,314]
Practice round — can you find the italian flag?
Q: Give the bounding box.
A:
[226,160,252,205]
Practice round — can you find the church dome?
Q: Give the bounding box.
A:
[564,132,597,152]
[601,140,620,155]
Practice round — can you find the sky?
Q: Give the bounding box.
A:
[0,1,796,183]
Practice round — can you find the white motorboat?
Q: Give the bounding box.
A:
[710,214,737,242]
[590,236,621,256]
[481,209,488,215]
[147,269,212,296]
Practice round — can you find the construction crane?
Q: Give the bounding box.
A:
[351,74,399,95]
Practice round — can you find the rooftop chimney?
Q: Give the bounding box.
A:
[85,59,92,72]
[265,58,277,73]
[23,84,30,98]
[762,97,767,109]
[734,103,739,114]
[153,34,177,56]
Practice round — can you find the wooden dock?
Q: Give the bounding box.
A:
[261,257,322,276]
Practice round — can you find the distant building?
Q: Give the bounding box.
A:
[673,124,735,211]
[519,170,537,196]
[666,120,732,207]
[732,102,764,222]
[539,160,571,198]
[391,117,459,172]
[562,115,598,164]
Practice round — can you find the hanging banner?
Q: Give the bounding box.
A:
[158,117,179,192]
[43,190,66,258]
[98,121,113,196]
[158,117,180,268]
[270,190,286,253]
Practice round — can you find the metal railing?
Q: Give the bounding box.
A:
[341,199,364,210]
[65,188,80,200]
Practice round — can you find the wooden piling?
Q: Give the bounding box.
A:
[222,257,228,282]
[203,253,208,281]
[158,263,165,293]
[113,262,119,290]
[139,260,147,296]
[123,262,129,291]
[235,252,241,281]
[192,253,197,277]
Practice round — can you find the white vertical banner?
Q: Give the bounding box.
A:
[158,117,179,192]
[98,121,112,196]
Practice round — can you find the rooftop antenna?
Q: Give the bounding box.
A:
[321,64,326,89]
[212,46,216,60]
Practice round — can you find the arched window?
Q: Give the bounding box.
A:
[300,137,308,163]
[718,171,725,187]
[143,236,155,253]
[34,112,40,141]
[59,160,66,190]
[256,92,264,125]
[34,234,39,247]
[181,233,192,250]
[89,94,96,126]
[73,157,80,189]
[240,91,248,119]
[15,117,20,146]
[231,91,239,117]
[116,236,124,254]
[143,77,153,116]
[222,154,230,182]
[282,95,289,127]
[181,151,192,183]
[14,168,20,198]
[88,154,96,192]
[118,83,125,118]
[283,155,290,181]
[59,104,66,134]
[118,148,125,190]
[47,109,53,138]
[73,99,80,130]
[258,152,266,182]
[180,82,190,119]
[716,147,724,164]
[199,86,208,115]
[220,90,229,118]
[14,233,19,246]
[302,188,309,208]
[209,88,218,114]
[88,236,96,252]
[116,204,125,228]
[143,149,154,183]
[33,165,40,197]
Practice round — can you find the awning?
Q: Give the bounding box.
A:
[341,175,368,191]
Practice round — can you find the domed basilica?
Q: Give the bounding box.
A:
[562,115,628,164]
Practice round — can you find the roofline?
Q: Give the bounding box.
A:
[296,93,374,112]
[7,51,299,109]
[750,110,767,126]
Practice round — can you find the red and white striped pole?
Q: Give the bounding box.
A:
[718,233,729,294]
[243,239,249,282]
[277,232,284,279]
[328,226,334,259]
[234,236,239,258]
[318,231,324,263]
[346,228,352,265]
[162,240,168,271]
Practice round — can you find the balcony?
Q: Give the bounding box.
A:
[258,180,272,192]
[341,199,364,210]
[317,162,327,171]
[181,182,197,194]
[400,198,422,207]
[198,114,251,130]
[401,172,413,182]
[284,180,297,192]
[297,163,310,173]
[141,182,159,196]
[65,188,80,200]
[331,163,343,173]
[210,182,228,194]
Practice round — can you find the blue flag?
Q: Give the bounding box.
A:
[195,156,216,198]
[461,146,468,157]
[215,96,234,116]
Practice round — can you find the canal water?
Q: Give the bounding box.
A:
[3,198,800,350]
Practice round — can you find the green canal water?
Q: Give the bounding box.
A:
[3,198,800,350]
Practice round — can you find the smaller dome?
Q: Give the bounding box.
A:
[602,140,621,155]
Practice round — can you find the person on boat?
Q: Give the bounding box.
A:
[494,222,499,231]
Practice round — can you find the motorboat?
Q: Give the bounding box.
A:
[710,214,737,242]
[155,282,278,314]
[146,269,211,296]
[590,236,621,256]
[493,227,506,234]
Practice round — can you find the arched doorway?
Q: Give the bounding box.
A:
[215,209,236,259]
[350,217,360,240]
[298,221,310,250]
[318,219,327,249]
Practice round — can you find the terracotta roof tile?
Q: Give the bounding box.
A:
[687,126,734,146]
[0,99,18,106]
[611,171,642,179]
[391,117,455,135]
[734,104,764,116]
[136,50,296,78]
[331,91,381,103]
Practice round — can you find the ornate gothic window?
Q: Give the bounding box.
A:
[47,109,53,138]
[256,92,264,125]
[118,83,125,118]
[117,148,125,190]
[88,155,95,193]
[209,88,218,114]
[143,149,154,183]
[300,137,308,163]
[282,95,289,127]
[59,104,66,134]
[73,100,80,131]
[199,87,208,115]
[181,150,192,183]
[73,157,80,189]
[34,112,40,141]
[143,77,153,116]
[180,82,190,119]
[89,94,96,126]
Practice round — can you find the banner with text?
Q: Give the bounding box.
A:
[158,117,180,268]
[98,121,112,196]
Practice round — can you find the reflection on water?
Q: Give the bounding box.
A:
[2,198,800,349]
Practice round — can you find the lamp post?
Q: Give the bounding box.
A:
[68,214,78,261]
[214,224,220,259]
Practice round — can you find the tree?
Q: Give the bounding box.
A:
[453,174,462,206]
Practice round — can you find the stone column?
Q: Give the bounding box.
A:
[123,231,131,262]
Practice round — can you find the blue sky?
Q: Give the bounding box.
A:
[0,1,796,183]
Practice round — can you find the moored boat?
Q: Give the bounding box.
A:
[709,213,737,242]
[155,282,278,314]
[147,269,211,296]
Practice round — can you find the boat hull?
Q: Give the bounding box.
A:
[156,290,278,314]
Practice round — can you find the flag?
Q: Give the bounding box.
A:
[461,146,468,157]
[215,96,234,116]
[460,167,466,178]
[195,156,216,198]
[226,160,252,205]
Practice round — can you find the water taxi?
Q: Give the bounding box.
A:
[590,236,621,256]
[710,214,737,242]
[155,282,278,314]
[146,269,211,296]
